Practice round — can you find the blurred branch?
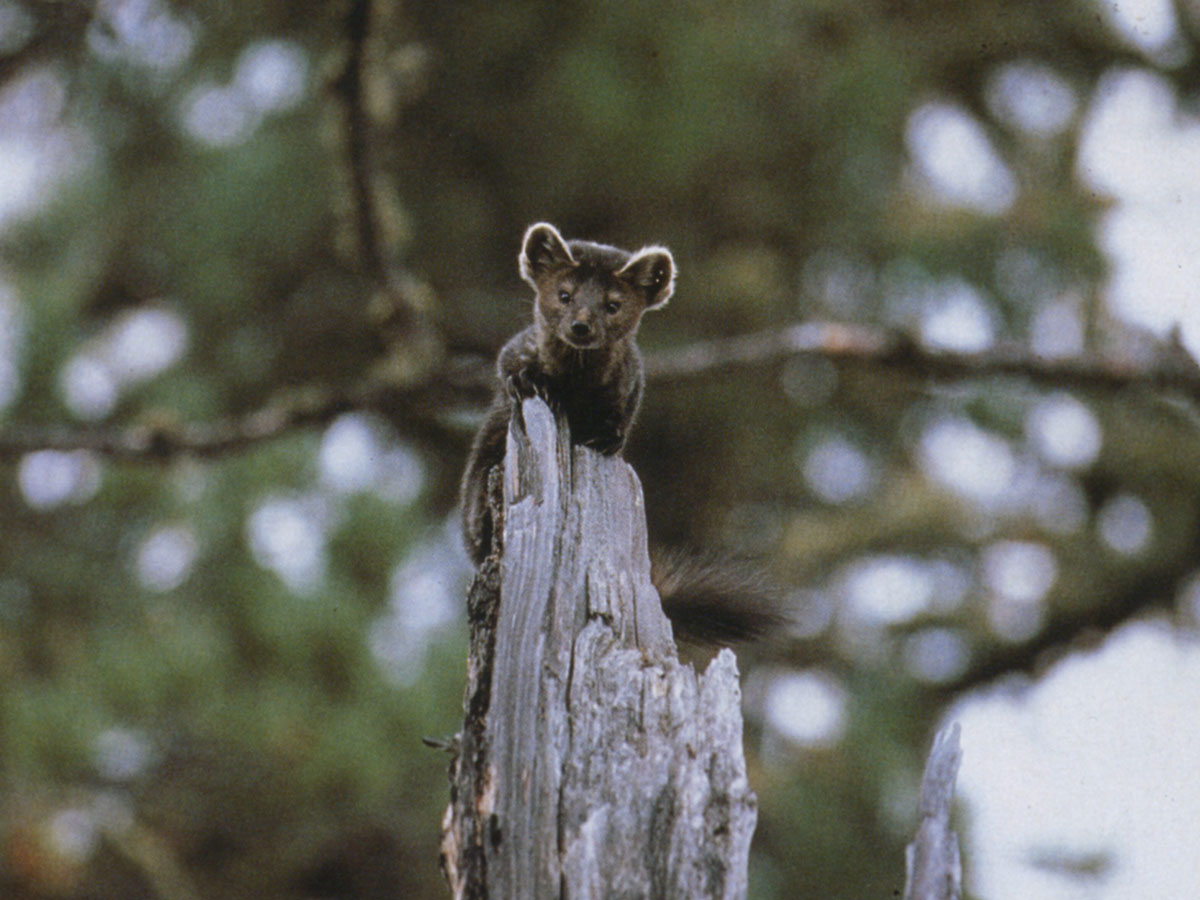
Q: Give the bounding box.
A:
[105,816,203,900]
[0,359,492,461]
[926,566,1180,700]
[777,473,969,582]
[1171,0,1200,68]
[331,0,440,374]
[5,321,1200,460]
[929,537,1200,698]
[334,0,389,287]
[646,321,1200,400]
[0,1,96,88]
[0,388,359,461]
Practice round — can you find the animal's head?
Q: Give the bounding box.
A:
[519,222,675,349]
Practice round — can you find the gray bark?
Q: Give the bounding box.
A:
[442,397,756,900]
[903,723,963,900]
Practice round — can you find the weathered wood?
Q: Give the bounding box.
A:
[442,397,756,900]
[903,723,963,900]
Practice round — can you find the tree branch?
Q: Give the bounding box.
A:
[330,0,439,373]
[646,321,1200,401]
[0,389,357,461]
[929,547,1195,698]
[4,321,1200,461]
[334,0,389,287]
[0,2,96,90]
[0,359,492,461]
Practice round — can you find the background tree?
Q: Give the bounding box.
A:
[1,1,1199,898]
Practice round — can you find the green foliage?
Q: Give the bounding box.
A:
[2,0,1199,898]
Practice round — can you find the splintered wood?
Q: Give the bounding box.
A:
[442,398,755,900]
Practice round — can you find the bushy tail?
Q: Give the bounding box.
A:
[649,547,789,646]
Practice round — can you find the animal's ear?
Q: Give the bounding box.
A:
[617,246,675,309]
[519,223,575,287]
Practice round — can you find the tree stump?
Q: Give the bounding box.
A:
[904,723,963,900]
[441,397,756,900]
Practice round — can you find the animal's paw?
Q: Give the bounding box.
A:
[582,429,624,455]
[508,367,558,409]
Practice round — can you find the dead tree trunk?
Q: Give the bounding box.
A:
[903,723,963,900]
[441,397,756,900]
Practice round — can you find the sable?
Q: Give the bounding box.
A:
[460,223,785,645]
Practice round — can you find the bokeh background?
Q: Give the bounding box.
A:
[3,1,1200,898]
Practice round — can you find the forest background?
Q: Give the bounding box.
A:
[3,1,1200,898]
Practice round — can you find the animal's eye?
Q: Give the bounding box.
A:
[558,290,572,304]
[603,301,621,315]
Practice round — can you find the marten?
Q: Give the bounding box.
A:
[459,223,784,645]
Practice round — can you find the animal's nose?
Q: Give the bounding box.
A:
[571,321,592,339]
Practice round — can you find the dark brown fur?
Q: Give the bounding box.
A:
[460,223,673,565]
[460,224,786,645]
